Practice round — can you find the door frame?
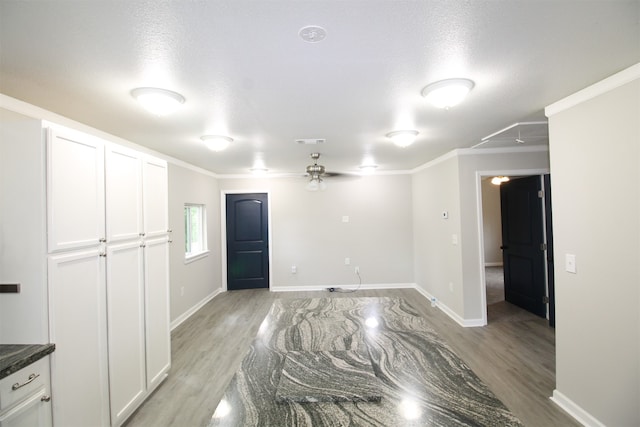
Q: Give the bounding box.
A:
[220,190,273,292]
[475,168,550,325]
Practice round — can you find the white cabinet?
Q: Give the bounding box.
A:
[142,157,169,237]
[48,249,110,427]
[106,241,146,425]
[0,358,52,427]
[143,236,171,390]
[46,126,171,427]
[105,144,143,243]
[46,128,105,253]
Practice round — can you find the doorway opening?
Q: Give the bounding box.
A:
[477,170,554,326]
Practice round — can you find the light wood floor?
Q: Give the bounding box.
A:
[124,289,580,427]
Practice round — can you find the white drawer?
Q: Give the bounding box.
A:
[0,358,50,412]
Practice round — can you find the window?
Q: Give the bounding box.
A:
[184,204,207,260]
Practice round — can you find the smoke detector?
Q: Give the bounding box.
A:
[299,26,327,43]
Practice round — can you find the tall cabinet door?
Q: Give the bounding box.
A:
[47,129,105,252]
[105,145,143,243]
[48,249,110,427]
[144,236,171,390]
[142,157,168,238]
[106,241,146,426]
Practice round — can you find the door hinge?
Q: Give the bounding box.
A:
[540,243,547,251]
[543,296,550,304]
[538,190,544,199]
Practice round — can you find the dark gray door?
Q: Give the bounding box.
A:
[226,193,269,290]
[500,176,546,317]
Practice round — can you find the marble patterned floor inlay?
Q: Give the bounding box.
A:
[275,350,382,403]
[208,297,523,426]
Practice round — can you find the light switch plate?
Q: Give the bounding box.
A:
[565,254,576,273]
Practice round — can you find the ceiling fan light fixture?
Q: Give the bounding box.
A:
[131,87,185,116]
[306,176,326,191]
[201,135,233,152]
[386,130,419,148]
[421,78,474,109]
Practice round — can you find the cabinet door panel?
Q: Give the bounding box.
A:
[144,238,171,390]
[106,145,143,243]
[142,157,168,238]
[0,387,52,427]
[48,250,110,427]
[106,241,146,426]
[47,129,105,252]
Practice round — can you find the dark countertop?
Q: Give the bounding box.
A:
[0,344,55,380]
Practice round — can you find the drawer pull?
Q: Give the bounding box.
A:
[11,373,39,390]
[41,395,51,402]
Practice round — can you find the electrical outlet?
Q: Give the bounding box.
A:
[291,265,297,274]
[345,257,350,265]
[355,266,360,274]
[448,282,453,292]
[180,286,185,297]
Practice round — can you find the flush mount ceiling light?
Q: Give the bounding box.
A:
[421,78,475,109]
[386,130,419,148]
[299,26,327,43]
[201,135,233,152]
[359,164,378,175]
[131,87,185,116]
[491,176,510,185]
[250,167,268,175]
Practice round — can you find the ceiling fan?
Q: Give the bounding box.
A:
[304,152,342,191]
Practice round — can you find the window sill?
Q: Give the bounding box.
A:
[184,250,210,264]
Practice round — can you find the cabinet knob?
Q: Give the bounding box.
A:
[168,239,173,243]
[139,232,146,237]
[99,252,106,257]
[167,229,173,233]
[99,238,107,243]
[41,395,51,402]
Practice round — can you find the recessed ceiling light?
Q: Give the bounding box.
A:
[421,78,474,109]
[201,135,233,152]
[299,26,327,43]
[386,130,419,148]
[131,87,185,116]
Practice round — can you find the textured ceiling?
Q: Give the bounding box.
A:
[1,1,639,175]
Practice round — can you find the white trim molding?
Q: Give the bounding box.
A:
[413,286,485,328]
[270,282,416,293]
[545,62,640,117]
[170,288,223,331]
[551,390,606,427]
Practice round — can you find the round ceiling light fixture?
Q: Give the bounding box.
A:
[421,78,475,109]
[201,135,233,152]
[131,87,185,116]
[299,25,327,43]
[386,130,419,148]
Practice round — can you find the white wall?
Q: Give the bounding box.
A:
[0,109,48,343]
[412,154,464,317]
[546,65,640,426]
[219,174,414,289]
[413,148,550,325]
[481,178,502,265]
[168,164,222,326]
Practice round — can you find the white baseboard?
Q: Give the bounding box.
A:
[170,287,223,331]
[551,389,605,427]
[413,286,485,327]
[270,282,416,293]
[484,262,503,267]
